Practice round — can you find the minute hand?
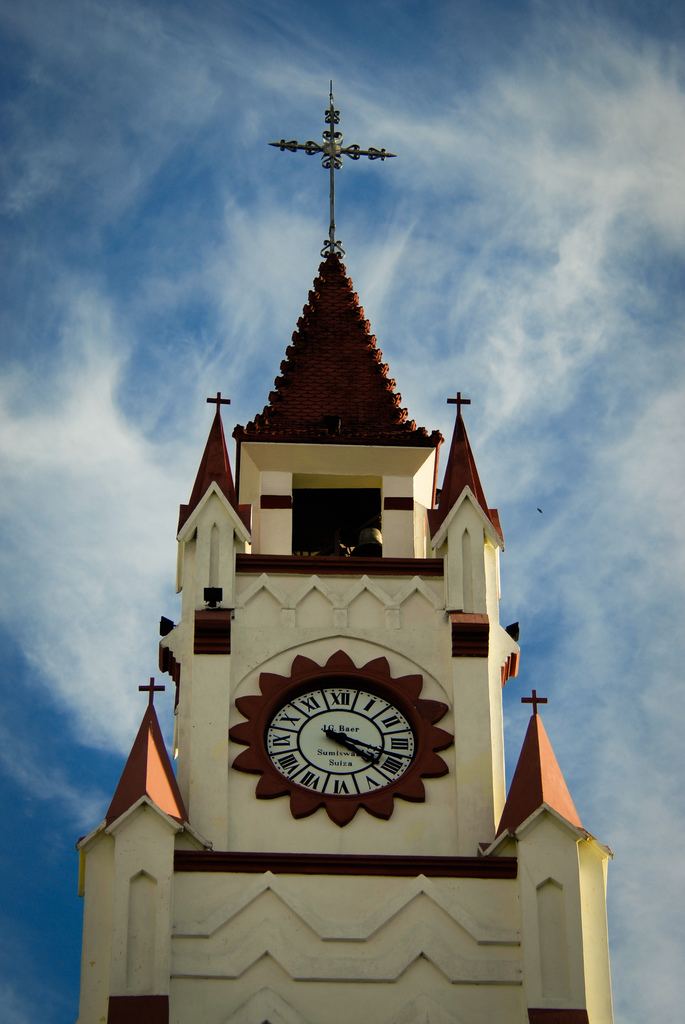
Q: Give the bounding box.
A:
[346,735,414,760]
[323,729,413,762]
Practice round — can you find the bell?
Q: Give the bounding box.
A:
[352,527,383,558]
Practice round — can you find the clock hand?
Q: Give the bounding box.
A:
[344,736,414,760]
[323,724,413,765]
[324,728,414,761]
[323,727,380,764]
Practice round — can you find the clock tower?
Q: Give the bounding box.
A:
[75,90,613,1024]
[76,252,614,1023]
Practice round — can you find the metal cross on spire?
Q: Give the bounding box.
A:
[521,689,548,715]
[447,392,471,416]
[206,391,230,409]
[139,677,165,707]
[270,82,396,258]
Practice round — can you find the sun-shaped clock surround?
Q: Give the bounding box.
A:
[229,650,452,826]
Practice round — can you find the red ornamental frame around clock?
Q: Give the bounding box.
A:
[229,650,453,827]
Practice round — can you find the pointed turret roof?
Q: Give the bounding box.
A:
[234,254,441,448]
[428,405,503,541]
[496,710,583,837]
[105,701,187,826]
[178,405,239,532]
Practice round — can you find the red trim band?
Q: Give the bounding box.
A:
[108,995,168,1023]
[528,1012,589,1023]
[450,613,489,657]
[260,494,293,509]
[174,850,517,878]
[236,554,443,576]
[194,610,231,654]
[383,496,414,510]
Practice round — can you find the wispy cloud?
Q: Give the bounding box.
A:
[0,980,35,1024]
[0,721,106,829]
[0,3,683,1021]
[0,285,189,750]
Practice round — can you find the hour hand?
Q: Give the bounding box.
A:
[323,727,378,763]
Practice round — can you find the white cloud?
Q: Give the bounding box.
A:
[1,4,684,1021]
[0,980,35,1024]
[0,285,188,751]
[0,721,106,829]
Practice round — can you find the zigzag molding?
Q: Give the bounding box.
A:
[222,988,467,1024]
[236,573,444,618]
[223,987,314,1024]
[384,993,468,1024]
[237,573,290,609]
[172,915,522,985]
[174,872,518,946]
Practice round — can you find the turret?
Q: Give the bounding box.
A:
[76,683,208,1024]
[485,691,614,1023]
[429,395,519,848]
[159,395,250,843]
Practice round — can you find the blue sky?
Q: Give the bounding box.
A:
[1,0,684,1020]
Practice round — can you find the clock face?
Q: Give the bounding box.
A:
[230,651,452,826]
[266,684,416,796]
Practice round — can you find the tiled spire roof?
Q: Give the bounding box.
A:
[178,406,238,532]
[496,711,583,837]
[428,406,503,540]
[234,254,441,448]
[105,702,187,826]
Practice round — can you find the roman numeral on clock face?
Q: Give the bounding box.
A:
[380,755,404,775]
[390,735,411,750]
[297,694,321,713]
[276,752,301,774]
[298,770,321,790]
[364,775,382,789]
[328,690,351,706]
[381,714,401,728]
[269,734,291,748]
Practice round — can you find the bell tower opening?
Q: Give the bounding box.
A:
[291,475,381,556]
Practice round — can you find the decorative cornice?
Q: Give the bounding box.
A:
[236,553,443,576]
[174,850,517,878]
[194,609,231,655]
[450,612,489,657]
[158,644,181,707]
[501,650,520,686]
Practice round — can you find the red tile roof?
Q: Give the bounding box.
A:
[234,254,441,448]
[178,406,239,532]
[105,703,187,827]
[496,711,583,837]
[428,407,503,541]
